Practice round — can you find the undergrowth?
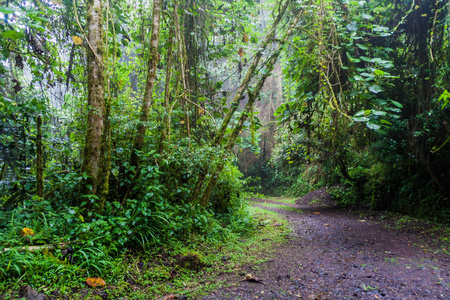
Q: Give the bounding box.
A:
[0,197,290,299]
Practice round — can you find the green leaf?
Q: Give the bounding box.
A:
[438,90,450,109]
[353,116,369,122]
[244,0,255,6]
[372,110,386,116]
[346,52,361,63]
[374,69,385,76]
[366,122,381,130]
[354,110,365,117]
[380,119,392,125]
[356,44,369,50]
[390,100,403,108]
[214,81,223,89]
[360,72,374,80]
[250,36,258,43]
[34,16,50,23]
[0,6,17,14]
[362,13,373,20]
[274,105,285,117]
[387,107,401,113]
[1,30,25,40]
[373,25,389,32]
[369,85,383,94]
[372,99,387,105]
[27,23,46,32]
[346,22,358,32]
[260,68,269,75]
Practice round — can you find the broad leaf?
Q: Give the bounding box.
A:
[1,30,25,40]
[369,85,383,94]
[0,6,17,14]
[366,122,381,130]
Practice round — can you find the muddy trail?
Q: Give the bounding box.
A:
[204,192,450,300]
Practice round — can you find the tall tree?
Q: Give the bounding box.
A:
[80,0,106,199]
[36,114,43,199]
[130,0,162,168]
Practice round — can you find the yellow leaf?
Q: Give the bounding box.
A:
[79,215,84,222]
[20,228,34,237]
[238,48,244,57]
[72,36,83,45]
[86,277,106,287]
[242,33,249,43]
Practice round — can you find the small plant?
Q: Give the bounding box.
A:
[362,284,379,291]
[385,257,398,264]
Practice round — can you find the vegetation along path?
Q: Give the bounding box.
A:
[204,194,450,299]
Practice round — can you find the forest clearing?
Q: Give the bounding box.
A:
[0,0,449,298]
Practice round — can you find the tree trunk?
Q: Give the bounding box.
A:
[97,98,112,212]
[80,0,105,200]
[36,114,43,199]
[130,0,162,168]
[174,1,191,139]
[159,23,174,154]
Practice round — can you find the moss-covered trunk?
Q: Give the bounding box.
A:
[97,98,112,212]
[130,0,162,168]
[36,114,43,199]
[159,24,174,154]
[80,0,105,201]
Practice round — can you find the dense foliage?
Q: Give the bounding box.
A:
[0,0,295,290]
[0,0,449,295]
[264,0,450,222]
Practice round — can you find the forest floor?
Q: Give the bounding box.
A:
[203,190,450,300]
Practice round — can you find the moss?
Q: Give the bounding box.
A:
[176,251,205,270]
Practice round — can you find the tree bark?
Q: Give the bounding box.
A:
[80,0,105,200]
[130,0,162,168]
[159,23,174,154]
[174,2,191,139]
[97,98,112,212]
[36,114,43,199]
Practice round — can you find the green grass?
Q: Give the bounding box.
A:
[105,205,291,299]
[262,196,297,205]
[0,204,291,299]
[252,201,304,214]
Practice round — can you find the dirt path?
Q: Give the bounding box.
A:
[203,196,450,300]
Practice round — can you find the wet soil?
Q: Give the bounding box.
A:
[203,191,450,299]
